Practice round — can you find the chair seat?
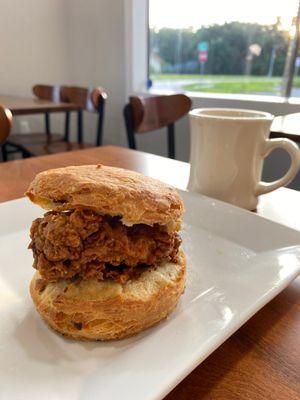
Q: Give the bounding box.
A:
[9,132,64,145]
[24,141,94,156]
[7,133,94,157]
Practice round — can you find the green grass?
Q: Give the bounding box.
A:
[151,74,283,81]
[150,73,284,94]
[293,77,300,88]
[183,80,280,94]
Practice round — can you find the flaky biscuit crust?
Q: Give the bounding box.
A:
[25,164,183,228]
[30,251,186,341]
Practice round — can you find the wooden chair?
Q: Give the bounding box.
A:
[3,84,70,159]
[3,85,107,159]
[64,86,107,146]
[32,84,70,138]
[0,105,12,161]
[123,94,192,159]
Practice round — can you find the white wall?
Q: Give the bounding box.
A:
[0,0,70,132]
[0,0,127,144]
[65,0,127,145]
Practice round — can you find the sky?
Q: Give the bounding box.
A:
[149,0,299,30]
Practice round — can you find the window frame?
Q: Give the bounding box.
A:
[125,0,300,114]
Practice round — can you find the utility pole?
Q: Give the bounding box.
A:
[268,46,277,77]
[245,52,253,76]
[245,44,261,76]
[175,30,183,74]
[281,1,300,97]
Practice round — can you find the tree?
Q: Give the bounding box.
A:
[150,21,289,76]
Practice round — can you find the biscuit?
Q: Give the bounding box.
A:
[30,251,186,341]
[26,164,183,229]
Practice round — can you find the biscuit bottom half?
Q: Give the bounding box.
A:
[30,251,186,341]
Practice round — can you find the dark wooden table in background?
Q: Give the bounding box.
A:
[0,145,299,400]
[0,94,80,115]
[271,113,300,142]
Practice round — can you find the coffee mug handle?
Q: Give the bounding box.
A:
[256,138,300,195]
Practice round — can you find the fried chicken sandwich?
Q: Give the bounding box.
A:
[26,164,185,340]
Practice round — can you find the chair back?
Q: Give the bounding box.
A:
[129,94,192,133]
[63,86,107,146]
[63,86,107,112]
[0,105,12,145]
[32,84,68,102]
[123,94,192,158]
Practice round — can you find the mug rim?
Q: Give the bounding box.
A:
[189,107,273,121]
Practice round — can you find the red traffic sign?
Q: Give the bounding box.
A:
[198,52,208,62]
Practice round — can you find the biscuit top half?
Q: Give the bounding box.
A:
[26,164,184,231]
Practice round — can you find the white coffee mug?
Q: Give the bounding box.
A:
[188,108,300,210]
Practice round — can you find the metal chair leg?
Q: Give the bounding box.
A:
[45,112,51,136]
[77,110,83,144]
[64,111,70,142]
[1,144,7,162]
[96,100,106,146]
[123,104,136,149]
[167,124,175,159]
[2,141,33,160]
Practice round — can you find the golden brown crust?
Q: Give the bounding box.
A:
[29,251,186,341]
[25,164,183,228]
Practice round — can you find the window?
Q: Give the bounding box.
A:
[149,0,300,98]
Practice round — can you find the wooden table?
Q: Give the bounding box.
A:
[0,145,299,400]
[271,113,300,142]
[0,94,80,115]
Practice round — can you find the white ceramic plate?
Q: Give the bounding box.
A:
[0,193,300,400]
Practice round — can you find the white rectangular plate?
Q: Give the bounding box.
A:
[1,193,300,400]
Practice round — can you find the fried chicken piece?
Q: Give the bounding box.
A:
[29,209,181,283]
